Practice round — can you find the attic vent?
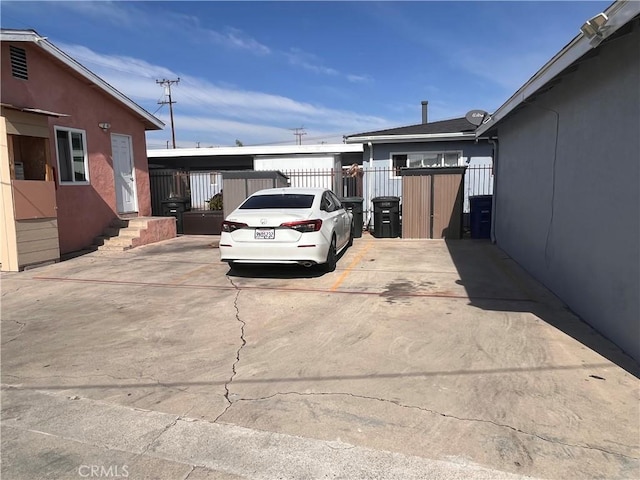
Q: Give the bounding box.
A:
[10,46,28,80]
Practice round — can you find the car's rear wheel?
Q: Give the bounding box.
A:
[323,236,337,272]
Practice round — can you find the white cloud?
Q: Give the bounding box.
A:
[347,74,373,84]
[221,27,271,55]
[50,1,136,28]
[146,115,346,147]
[57,43,174,82]
[55,42,390,146]
[285,49,339,76]
[284,48,374,83]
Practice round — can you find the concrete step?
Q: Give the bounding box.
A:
[126,217,152,228]
[102,227,122,238]
[93,236,109,247]
[94,233,138,246]
[97,243,132,252]
[97,216,150,251]
[110,218,130,229]
[97,216,172,252]
[100,236,135,248]
[113,228,143,239]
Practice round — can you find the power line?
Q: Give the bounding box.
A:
[289,126,306,145]
[156,78,180,148]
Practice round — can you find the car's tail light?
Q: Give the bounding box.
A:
[280,219,322,232]
[222,221,248,232]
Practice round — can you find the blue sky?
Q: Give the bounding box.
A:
[2,1,611,148]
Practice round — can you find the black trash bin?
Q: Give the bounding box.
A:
[161,197,191,234]
[340,197,363,238]
[372,196,401,238]
[469,195,492,239]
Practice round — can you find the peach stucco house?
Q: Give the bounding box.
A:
[1,29,176,271]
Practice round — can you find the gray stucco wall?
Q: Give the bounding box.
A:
[494,22,640,360]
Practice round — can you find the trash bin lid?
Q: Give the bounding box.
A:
[372,196,400,203]
[340,197,363,203]
[162,196,189,203]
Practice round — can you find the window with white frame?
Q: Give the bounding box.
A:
[55,127,89,184]
[391,151,461,176]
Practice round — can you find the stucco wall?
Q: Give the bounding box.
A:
[494,24,640,360]
[1,42,152,254]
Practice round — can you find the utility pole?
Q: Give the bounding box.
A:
[156,78,180,148]
[290,127,306,145]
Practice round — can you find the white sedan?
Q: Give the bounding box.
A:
[219,187,353,271]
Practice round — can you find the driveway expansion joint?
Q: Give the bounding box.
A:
[215,277,246,423]
[236,391,639,460]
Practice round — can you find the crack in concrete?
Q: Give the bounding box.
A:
[182,465,196,480]
[1,285,26,297]
[215,277,246,423]
[1,319,27,345]
[135,415,181,459]
[236,391,639,461]
[12,319,26,331]
[181,464,213,480]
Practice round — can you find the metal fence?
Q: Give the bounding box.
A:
[149,169,190,216]
[150,165,493,218]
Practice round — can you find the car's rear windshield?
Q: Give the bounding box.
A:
[239,194,315,209]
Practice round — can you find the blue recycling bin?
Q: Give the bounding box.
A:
[469,195,492,239]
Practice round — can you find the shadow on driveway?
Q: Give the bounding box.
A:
[446,239,640,379]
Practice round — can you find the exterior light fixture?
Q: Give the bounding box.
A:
[580,13,608,46]
[98,122,111,131]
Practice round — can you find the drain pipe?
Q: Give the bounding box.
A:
[366,142,373,230]
[488,138,498,244]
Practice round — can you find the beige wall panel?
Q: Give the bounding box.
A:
[16,225,59,242]
[13,218,57,231]
[15,218,60,268]
[17,249,60,267]
[432,174,464,239]
[0,116,19,271]
[402,176,431,239]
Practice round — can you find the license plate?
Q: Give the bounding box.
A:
[254,228,275,240]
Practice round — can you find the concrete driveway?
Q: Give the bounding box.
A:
[1,234,638,480]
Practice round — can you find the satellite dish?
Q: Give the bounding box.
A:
[465,110,488,126]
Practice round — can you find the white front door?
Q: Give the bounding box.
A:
[111,134,137,213]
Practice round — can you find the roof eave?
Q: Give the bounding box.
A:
[476,0,639,137]
[147,143,364,158]
[345,132,476,144]
[1,30,165,131]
